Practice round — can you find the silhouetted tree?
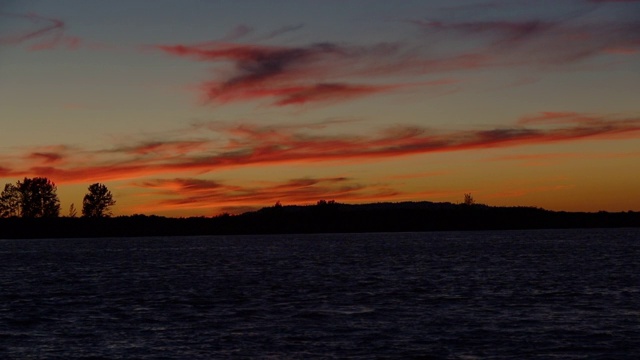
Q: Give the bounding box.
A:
[18,177,61,218]
[82,183,116,217]
[464,193,475,206]
[68,203,78,218]
[0,183,21,218]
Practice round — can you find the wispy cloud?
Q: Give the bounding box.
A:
[116,140,210,156]
[3,112,639,184]
[220,24,254,42]
[20,145,73,166]
[156,41,427,106]
[384,171,451,180]
[131,176,398,213]
[412,19,554,47]
[518,112,640,138]
[0,166,16,178]
[27,152,65,165]
[258,23,304,41]
[588,0,640,3]
[0,12,81,50]
[490,150,640,166]
[411,17,640,63]
[153,8,640,107]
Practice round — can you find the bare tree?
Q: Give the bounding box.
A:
[82,183,116,217]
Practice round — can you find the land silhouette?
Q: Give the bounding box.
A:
[1,199,638,239]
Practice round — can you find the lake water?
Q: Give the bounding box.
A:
[1,229,639,359]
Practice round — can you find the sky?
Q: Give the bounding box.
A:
[1,0,639,217]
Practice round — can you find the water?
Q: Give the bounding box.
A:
[1,229,638,359]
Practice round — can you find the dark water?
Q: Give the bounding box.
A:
[1,229,639,359]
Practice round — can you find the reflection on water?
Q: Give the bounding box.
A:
[1,229,639,359]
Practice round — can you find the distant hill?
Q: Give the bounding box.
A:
[1,201,639,239]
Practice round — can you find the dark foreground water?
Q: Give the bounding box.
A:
[1,229,639,359]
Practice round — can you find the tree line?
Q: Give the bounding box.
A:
[0,177,115,218]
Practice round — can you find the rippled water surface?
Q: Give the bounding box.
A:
[1,229,639,359]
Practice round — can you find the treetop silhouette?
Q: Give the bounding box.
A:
[82,183,116,218]
[0,177,61,218]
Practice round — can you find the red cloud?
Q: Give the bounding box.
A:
[4,112,639,184]
[155,40,456,106]
[21,145,72,166]
[202,82,404,106]
[131,177,399,214]
[0,166,17,178]
[118,140,211,156]
[155,13,640,107]
[0,12,81,50]
[27,152,64,164]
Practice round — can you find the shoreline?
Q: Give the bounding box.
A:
[2,202,639,239]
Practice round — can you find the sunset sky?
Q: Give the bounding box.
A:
[1,0,639,217]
